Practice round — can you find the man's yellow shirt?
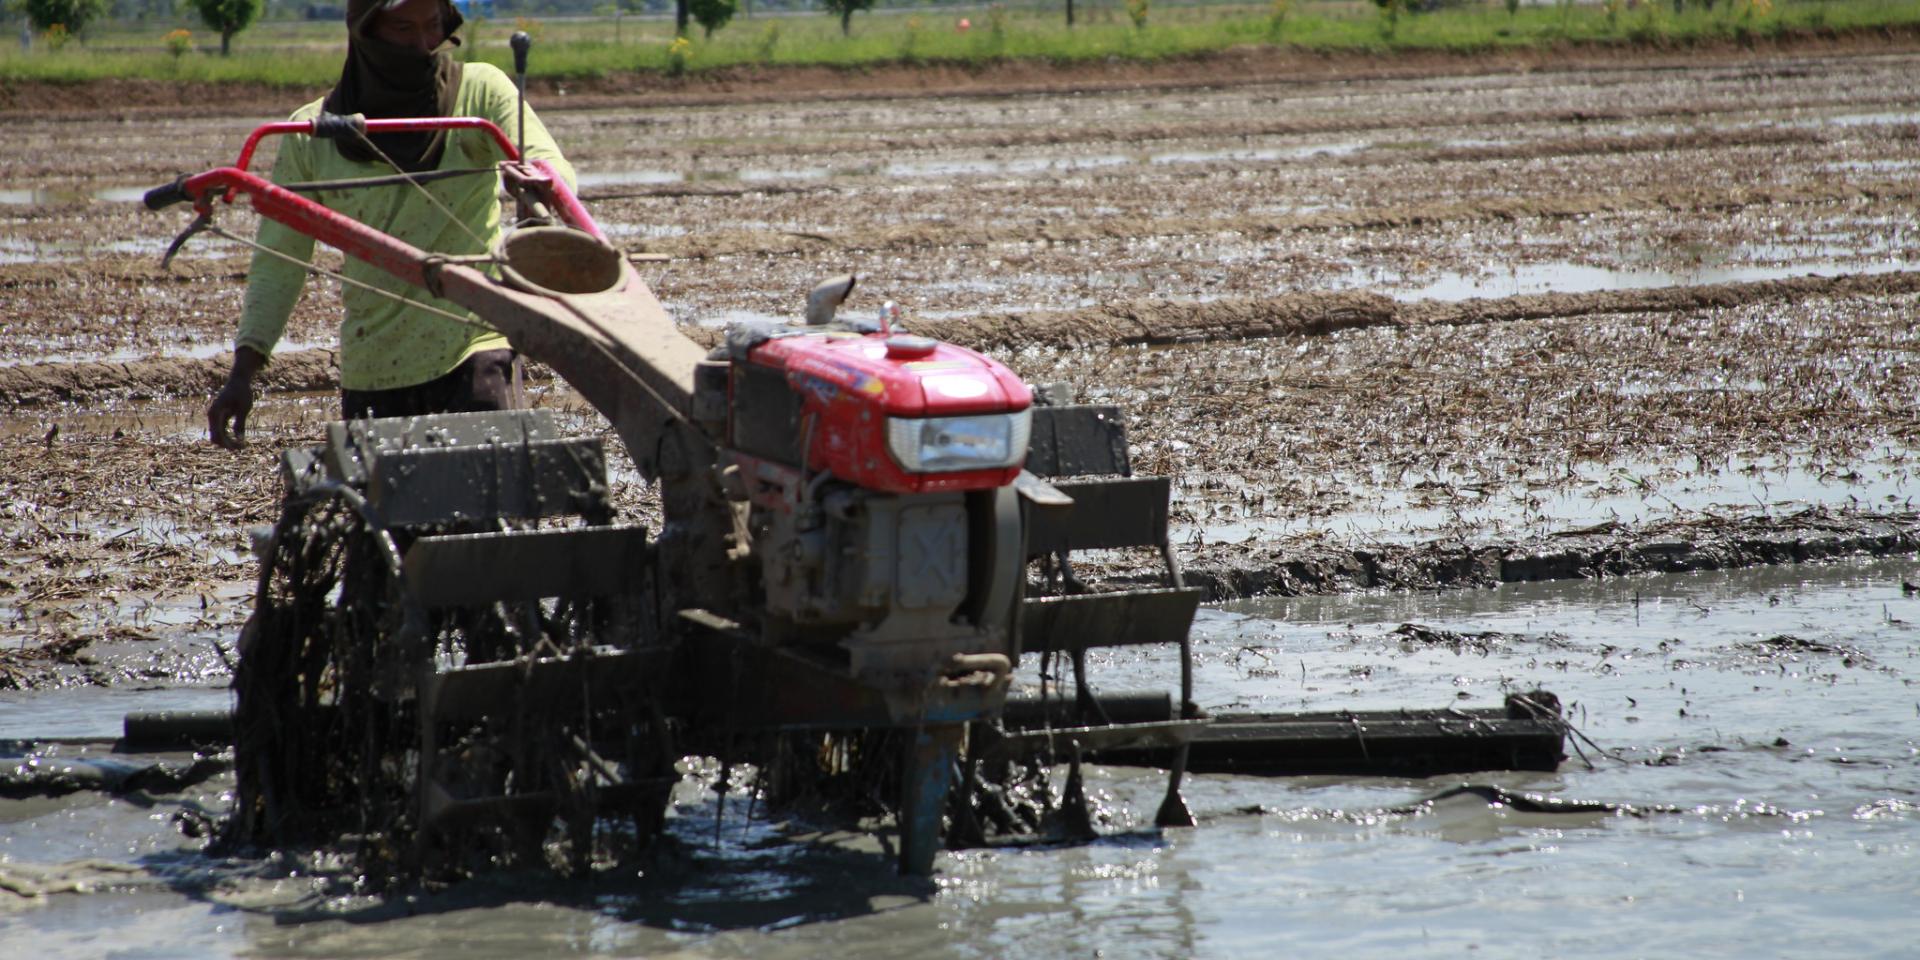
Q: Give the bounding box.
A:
[235,61,576,392]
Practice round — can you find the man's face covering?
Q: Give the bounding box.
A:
[367,0,448,53]
[323,0,467,172]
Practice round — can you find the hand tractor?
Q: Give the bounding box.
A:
[144,45,1210,881]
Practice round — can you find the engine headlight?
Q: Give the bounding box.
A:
[886,409,1032,473]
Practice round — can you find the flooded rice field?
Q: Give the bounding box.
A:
[5,559,1916,957]
[3,42,1919,957]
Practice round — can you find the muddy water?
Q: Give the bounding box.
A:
[4,558,1915,958]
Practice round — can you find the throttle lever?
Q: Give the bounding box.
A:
[511,31,530,75]
[510,32,531,160]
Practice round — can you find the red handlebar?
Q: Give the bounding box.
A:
[146,113,606,284]
[233,116,522,172]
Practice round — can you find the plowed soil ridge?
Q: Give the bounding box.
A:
[0,259,240,291]
[8,269,1914,407]
[574,101,1880,167]
[1181,507,1920,599]
[934,269,1920,350]
[581,124,1867,203]
[0,351,335,408]
[4,176,1902,293]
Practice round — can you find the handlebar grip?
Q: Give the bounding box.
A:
[511,32,530,75]
[311,111,367,141]
[143,176,190,211]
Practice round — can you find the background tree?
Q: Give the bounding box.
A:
[688,0,733,39]
[21,0,108,36]
[187,0,262,55]
[1373,0,1406,38]
[820,0,872,36]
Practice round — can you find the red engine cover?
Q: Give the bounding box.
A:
[745,331,1032,494]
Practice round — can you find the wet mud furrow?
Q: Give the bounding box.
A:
[24,143,1910,276]
[0,427,284,689]
[551,95,1902,167]
[1101,292,1920,476]
[582,143,1920,254]
[573,123,1882,205]
[1389,124,1858,166]
[527,55,1920,180]
[0,251,341,367]
[621,179,1920,260]
[524,51,1920,160]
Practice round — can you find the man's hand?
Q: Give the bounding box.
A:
[209,346,266,450]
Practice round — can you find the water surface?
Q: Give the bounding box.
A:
[2,560,1915,958]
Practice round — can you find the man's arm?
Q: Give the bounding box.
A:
[210,130,319,449]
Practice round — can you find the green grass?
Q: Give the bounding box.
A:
[3,0,1916,88]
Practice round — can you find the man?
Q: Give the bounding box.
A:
[207,0,574,448]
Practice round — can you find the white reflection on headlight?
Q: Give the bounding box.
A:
[887,409,1032,473]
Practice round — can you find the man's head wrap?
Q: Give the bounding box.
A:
[322,0,466,172]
